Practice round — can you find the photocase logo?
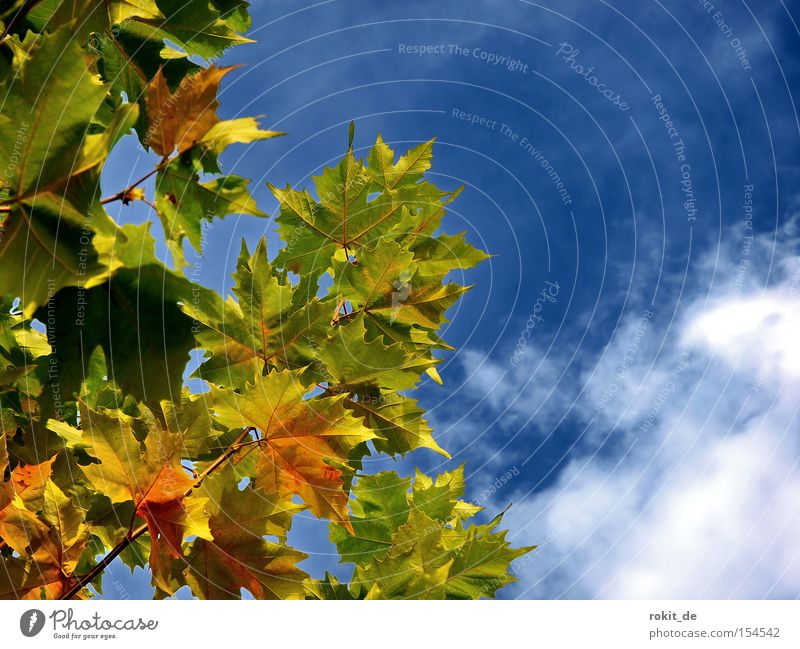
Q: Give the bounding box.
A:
[20,609,45,637]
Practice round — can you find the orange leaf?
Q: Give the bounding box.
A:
[8,455,56,508]
[145,66,235,156]
[255,436,353,532]
[210,369,377,530]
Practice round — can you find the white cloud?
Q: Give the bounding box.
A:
[456,231,800,598]
[684,294,800,378]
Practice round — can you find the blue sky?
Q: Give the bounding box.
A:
[99,0,800,599]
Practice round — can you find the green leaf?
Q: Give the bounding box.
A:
[160,392,226,460]
[334,238,471,331]
[0,26,107,202]
[200,116,285,155]
[155,156,264,267]
[328,467,532,599]
[347,392,448,458]
[318,316,440,392]
[117,0,254,61]
[188,239,330,389]
[181,465,308,600]
[411,467,479,522]
[407,231,491,277]
[0,28,140,314]
[41,480,91,575]
[36,262,199,404]
[305,572,359,600]
[367,135,434,191]
[210,368,376,527]
[443,523,532,599]
[269,136,454,284]
[330,471,411,564]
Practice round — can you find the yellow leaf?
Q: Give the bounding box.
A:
[425,366,444,386]
[210,369,377,529]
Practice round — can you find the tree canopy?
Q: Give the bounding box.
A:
[0,0,532,599]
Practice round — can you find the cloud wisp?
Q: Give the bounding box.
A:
[453,228,800,599]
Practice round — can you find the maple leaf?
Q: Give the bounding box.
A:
[390,183,490,276]
[1,455,56,511]
[269,137,451,281]
[38,481,91,575]
[23,0,165,38]
[36,222,225,404]
[200,116,285,155]
[412,468,485,524]
[333,238,471,331]
[358,509,453,599]
[0,456,57,557]
[120,0,254,60]
[179,466,308,599]
[367,135,434,191]
[0,466,91,600]
[209,368,376,528]
[155,156,265,267]
[25,0,251,101]
[327,468,532,599]
[404,230,490,277]
[0,557,87,599]
[304,572,358,600]
[77,403,212,592]
[0,27,139,314]
[160,391,230,461]
[318,316,440,392]
[441,519,533,599]
[39,266,198,404]
[145,66,233,156]
[329,467,476,569]
[0,496,48,559]
[189,239,330,389]
[329,472,411,565]
[268,184,339,281]
[346,392,448,458]
[0,27,107,204]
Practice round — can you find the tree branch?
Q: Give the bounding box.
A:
[99,156,170,205]
[60,426,256,600]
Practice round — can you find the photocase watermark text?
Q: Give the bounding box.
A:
[511,280,560,366]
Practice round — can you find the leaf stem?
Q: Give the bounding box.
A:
[99,156,170,205]
[60,426,256,600]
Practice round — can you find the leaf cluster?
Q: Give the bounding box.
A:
[0,0,531,600]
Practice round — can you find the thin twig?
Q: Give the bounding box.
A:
[330,298,346,325]
[99,156,169,205]
[60,522,149,600]
[60,426,256,600]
